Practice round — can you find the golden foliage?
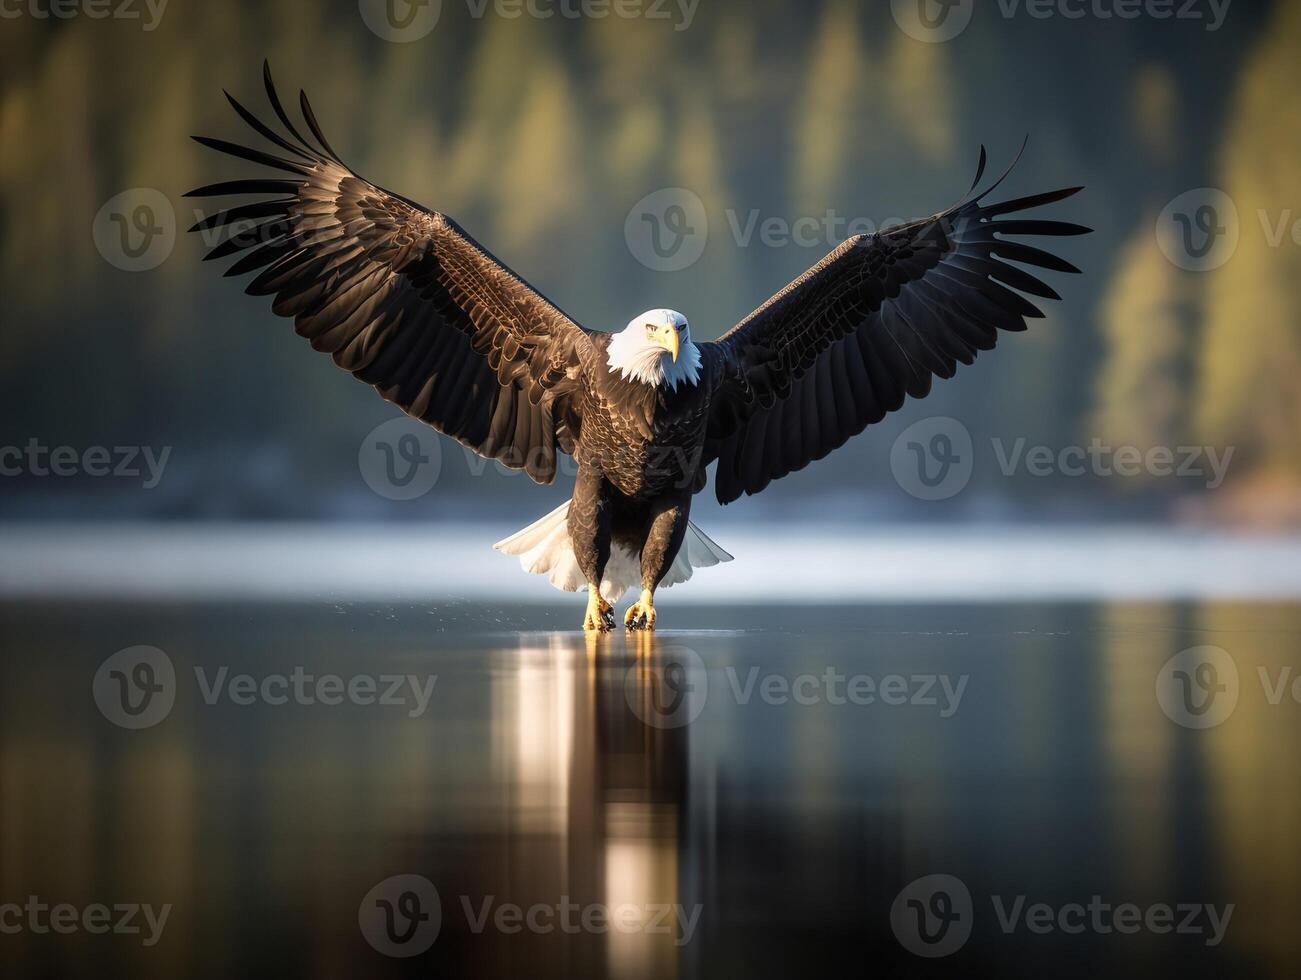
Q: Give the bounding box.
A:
[1092,220,1190,471]
[1196,0,1301,477]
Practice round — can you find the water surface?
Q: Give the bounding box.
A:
[1,601,1298,978]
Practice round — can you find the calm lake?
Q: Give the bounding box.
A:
[2,600,1299,978]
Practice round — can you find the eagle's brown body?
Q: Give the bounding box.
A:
[566,337,716,614]
[574,335,714,499]
[189,64,1089,630]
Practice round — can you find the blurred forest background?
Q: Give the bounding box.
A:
[1,0,1298,525]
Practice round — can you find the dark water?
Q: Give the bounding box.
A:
[2,600,1299,978]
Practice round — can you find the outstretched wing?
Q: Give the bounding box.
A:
[186,63,593,484]
[701,147,1090,504]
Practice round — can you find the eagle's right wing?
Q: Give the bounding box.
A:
[187,63,593,484]
[700,146,1090,504]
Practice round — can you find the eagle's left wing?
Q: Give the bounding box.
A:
[700,147,1090,504]
[186,63,594,484]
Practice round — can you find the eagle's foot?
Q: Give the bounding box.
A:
[583,586,614,632]
[624,589,657,631]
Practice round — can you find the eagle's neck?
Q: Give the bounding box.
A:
[606,331,702,391]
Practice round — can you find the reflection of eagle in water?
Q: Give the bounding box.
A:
[189,64,1089,631]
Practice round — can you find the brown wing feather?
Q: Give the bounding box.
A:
[701,147,1090,504]
[186,62,592,484]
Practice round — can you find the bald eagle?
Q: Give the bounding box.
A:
[188,64,1089,630]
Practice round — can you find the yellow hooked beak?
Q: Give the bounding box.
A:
[656,325,680,362]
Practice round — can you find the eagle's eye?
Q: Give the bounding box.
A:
[645,324,657,337]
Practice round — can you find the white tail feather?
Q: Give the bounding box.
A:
[493,500,733,604]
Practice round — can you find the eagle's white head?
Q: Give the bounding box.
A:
[607,308,702,390]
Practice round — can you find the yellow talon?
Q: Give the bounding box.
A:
[624,589,657,631]
[583,584,614,632]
